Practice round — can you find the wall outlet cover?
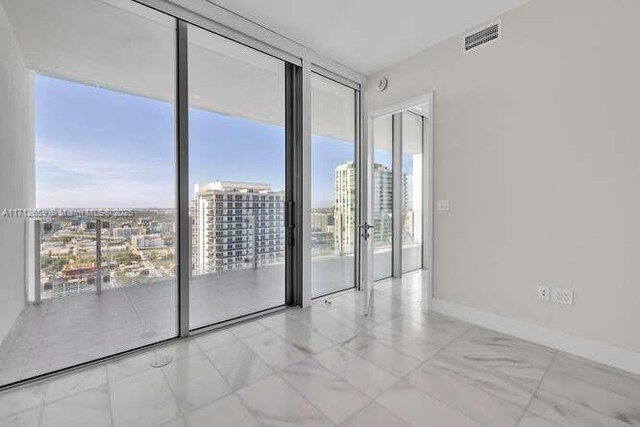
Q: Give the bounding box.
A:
[551,288,574,305]
[437,200,450,212]
[538,286,550,301]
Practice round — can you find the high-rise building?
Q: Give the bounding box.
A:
[372,163,394,245]
[402,170,418,241]
[191,181,285,275]
[113,227,136,239]
[334,162,357,253]
[131,234,165,248]
[311,210,334,233]
[333,161,406,252]
[311,208,335,255]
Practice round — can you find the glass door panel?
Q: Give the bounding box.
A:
[187,24,286,328]
[310,73,357,297]
[0,0,177,387]
[372,115,393,280]
[401,112,423,272]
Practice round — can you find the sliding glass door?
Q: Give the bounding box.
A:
[0,0,177,387]
[187,24,287,329]
[0,0,362,389]
[310,73,357,298]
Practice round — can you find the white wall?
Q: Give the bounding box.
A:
[367,0,640,353]
[0,3,34,344]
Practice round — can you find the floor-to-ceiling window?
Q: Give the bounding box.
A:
[0,0,177,387]
[401,111,423,272]
[187,24,287,328]
[372,115,393,280]
[310,73,357,297]
[0,0,362,389]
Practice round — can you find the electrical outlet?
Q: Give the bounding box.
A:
[437,200,450,212]
[551,288,573,305]
[538,286,550,301]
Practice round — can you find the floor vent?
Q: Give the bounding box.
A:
[463,21,501,53]
[150,355,172,368]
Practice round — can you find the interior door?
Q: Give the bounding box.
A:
[360,115,380,314]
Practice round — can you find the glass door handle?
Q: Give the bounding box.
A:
[285,200,295,245]
[358,223,374,240]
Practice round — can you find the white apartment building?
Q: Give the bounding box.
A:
[191,181,285,274]
[372,163,395,245]
[131,234,164,248]
[334,162,402,252]
[311,210,333,233]
[113,227,136,239]
[333,162,356,254]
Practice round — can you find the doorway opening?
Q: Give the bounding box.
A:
[364,94,434,302]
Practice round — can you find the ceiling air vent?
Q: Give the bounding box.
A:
[463,21,501,53]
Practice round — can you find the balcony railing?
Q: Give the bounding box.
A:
[28,214,177,302]
[28,213,288,302]
[26,209,405,303]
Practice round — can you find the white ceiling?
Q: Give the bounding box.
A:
[208,0,530,75]
[0,0,355,141]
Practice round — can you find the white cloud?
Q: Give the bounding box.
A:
[36,141,174,208]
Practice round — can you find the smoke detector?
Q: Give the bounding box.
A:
[376,78,389,92]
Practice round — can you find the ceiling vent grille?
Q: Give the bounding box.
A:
[463,21,501,53]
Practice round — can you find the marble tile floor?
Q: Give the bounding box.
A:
[1,271,640,426]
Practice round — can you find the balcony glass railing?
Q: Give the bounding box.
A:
[33,210,177,300]
[30,208,405,301]
[31,211,288,300]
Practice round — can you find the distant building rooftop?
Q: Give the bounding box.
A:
[194,181,272,194]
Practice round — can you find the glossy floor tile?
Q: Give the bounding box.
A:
[339,401,409,427]
[376,381,481,427]
[44,366,107,404]
[406,362,524,426]
[2,271,640,427]
[161,353,232,413]
[271,322,335,355]
[110,369,181,427]
[237,375,333,426]
[240,330,309,371]
[41,386,111,427]
[279,358,370,424]
[343,334,422,377]
[204,341,273,390]
[182,393,259,427]
[314,346,399,398]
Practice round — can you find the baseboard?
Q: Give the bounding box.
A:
[429,298,640,376]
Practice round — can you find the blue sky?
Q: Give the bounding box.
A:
[36,74,357,209]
